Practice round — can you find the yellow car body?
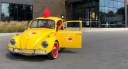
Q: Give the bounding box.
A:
[8,16,82,59]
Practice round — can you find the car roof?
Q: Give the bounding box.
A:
[36,16,63,23]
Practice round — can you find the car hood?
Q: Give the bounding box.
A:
[20,28,54,49]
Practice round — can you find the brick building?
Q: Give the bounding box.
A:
[33,0,65,19]
[33,0,128,28]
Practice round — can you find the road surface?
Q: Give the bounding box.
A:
[0,31,128,69]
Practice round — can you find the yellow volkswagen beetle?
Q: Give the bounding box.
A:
[8,16,82,59]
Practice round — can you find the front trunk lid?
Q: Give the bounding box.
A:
[20,28,54,49]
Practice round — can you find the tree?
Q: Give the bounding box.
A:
[116,7,125,15]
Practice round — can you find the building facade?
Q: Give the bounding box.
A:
[33,0,65,19]
[0,0,33,21]
[33,0,128,28]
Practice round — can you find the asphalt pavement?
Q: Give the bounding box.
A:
[1,29,128,69]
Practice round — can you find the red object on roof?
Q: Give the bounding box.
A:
[43,8,50,18]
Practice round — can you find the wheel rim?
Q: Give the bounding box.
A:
[52,42,59,58]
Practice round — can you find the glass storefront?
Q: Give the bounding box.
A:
[99,0,125,28]
[1,3,9,21]
[66,0,125,28]
[1,2,33,21]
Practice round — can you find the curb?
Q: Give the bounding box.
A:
[82,28,128,32]
[0,28,128,36]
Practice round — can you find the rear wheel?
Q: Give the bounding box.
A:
[48,41,59,59]
[59,48,65,53]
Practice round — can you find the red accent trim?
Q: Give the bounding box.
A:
[52,42,58,58]
[31,32,36,34]
[68,38,72,40]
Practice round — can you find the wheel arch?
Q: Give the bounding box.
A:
[46,37,58,53]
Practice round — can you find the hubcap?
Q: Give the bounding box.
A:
[52,42,58,58]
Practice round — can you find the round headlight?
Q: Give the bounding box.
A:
[42,41,48,48]
[10,39,15,45]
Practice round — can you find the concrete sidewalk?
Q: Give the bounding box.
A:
[82,28,128,32]
[1,28,128,36]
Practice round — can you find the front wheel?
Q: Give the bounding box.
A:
[10,52,20,56]
[48,41,59,59]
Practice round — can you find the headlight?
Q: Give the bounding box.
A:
[42,41,48,48]
[10,39,15,45]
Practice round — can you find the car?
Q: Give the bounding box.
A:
[116,21,125,27]
[8,9,82,59]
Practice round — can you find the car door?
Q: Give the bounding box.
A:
[56,21,82,48]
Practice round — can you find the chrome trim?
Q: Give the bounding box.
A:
[8,47,48,55]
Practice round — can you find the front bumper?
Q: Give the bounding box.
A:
[8,47,48,56]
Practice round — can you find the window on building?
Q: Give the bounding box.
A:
[99,0,125,28]
[1,3,9,21]
[1,2,33,21]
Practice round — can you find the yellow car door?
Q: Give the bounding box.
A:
[56,21,82,48]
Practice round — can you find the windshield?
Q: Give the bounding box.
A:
[30,19,55,29]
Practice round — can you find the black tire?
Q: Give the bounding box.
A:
[59,48,65,53]
[10,52,19,56]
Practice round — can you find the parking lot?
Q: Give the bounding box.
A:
[1,31,128,69]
